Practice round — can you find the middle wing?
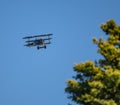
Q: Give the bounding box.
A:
[24,43,35,47]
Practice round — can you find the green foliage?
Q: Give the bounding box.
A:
[65,20,120,105]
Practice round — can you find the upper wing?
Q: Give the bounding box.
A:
[33,34,53,38]
[23,34,53,39]
[23,36,34,39]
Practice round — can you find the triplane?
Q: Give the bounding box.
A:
[23,34,53,50]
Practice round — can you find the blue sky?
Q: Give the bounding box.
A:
[0,0,120,105]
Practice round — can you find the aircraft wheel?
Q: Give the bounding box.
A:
[44,46,46,49]
[37,46,40,50]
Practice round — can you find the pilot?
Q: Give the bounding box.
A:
[40,38,46,48]
[40,38,44,44]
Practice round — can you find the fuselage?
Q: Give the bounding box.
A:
[34,38,44,45]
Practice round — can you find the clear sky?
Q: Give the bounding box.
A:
[0,0,120,105]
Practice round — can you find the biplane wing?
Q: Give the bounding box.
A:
[23,36,34,39]
[23,34,53,39]
[35,34,53,37]
[24,42,37,46]
[44,42,51,44]
[44,38,52,40]
[25,38,52,43]
[25,40,35,43]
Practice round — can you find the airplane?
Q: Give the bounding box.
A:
[23,34,53,50]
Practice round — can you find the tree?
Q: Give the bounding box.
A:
[65,20,120,105]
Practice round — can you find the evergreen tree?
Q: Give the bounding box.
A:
[65,20,120,105]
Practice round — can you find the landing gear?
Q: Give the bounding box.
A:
[44,45,46,49]
[37,46,40,50]
[37,45,46,50]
